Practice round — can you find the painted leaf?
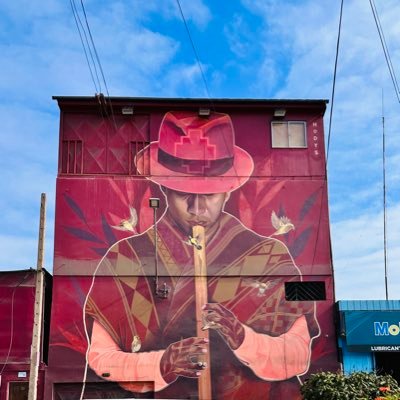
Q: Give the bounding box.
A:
[289,226,313,258]
[299,190,319,221]
[241,181,256,205]
[70,277,88,307]
[91,247,108,256]
[63,193,87,224]
[124,179,136,205]
[101,212,117,246]
[51,341,85,354]
[64,226,104,244]
[139,187,152,232]
[108,177,129,205]
[256,181,286,212]
[57,326,87,355]
[239,191,253,228]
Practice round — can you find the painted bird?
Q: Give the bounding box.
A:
[131,335,141,353]
[183,235,202,250]
[112,206,138,233]
[271,210,295,236]
[243,279,278,296]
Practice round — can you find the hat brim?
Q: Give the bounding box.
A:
[135,142,254,194]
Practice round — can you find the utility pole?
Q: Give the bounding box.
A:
[28,193,46,400]
[382,90,389,300]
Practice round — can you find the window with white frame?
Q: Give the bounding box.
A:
[271,121,307,148]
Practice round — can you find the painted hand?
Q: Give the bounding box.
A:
[202,303,245,350]
[160,337,209,384]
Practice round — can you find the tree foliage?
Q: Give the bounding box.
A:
[301,371,400,400]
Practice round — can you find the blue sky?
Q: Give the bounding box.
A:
[0,0,399,300]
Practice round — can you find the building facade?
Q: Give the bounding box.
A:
[0,269,52,400]
[337,300,400,383]
[46,97,338,399]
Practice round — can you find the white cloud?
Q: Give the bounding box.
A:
[121,29,179,74]
[176,0,212,29]
[109,0,211,29]
[223,14,253,59]
[0,0,63,21]
[160,63,206,97]
[332,203,400,299]
[1,0,399,297]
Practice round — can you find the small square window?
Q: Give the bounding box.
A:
[271,121,307,148]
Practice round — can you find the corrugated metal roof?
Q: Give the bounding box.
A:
[337,300,400,311]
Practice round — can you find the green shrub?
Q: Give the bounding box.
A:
[301,371,400,400]
[300,372,348,400]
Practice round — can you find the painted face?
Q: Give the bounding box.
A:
[164,188,229,236]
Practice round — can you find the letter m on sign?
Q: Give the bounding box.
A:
[374,322,389,336]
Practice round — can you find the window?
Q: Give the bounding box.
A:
[8,382,29,400]
[285,281,326,301]
[61,140,83,174]
[271,121,307,148]
[129,141,150,175]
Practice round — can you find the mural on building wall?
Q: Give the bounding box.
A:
[50,110,337,399]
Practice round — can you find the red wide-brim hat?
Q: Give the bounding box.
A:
[135,111,254,194]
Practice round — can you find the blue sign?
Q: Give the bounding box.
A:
[344,311,400,348]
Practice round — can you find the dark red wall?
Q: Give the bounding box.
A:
[0,270,49,400]
[0,271,35,364]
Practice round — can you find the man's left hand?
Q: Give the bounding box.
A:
[202,303,245,350]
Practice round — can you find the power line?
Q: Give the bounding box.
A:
[0,271,33,305]
[79,0,109,97]
[70,0,101,93]
[175,0,213,104]
[78,0,119,131]
[174,1,244,181]
[0,271,33,375]
[370,0,400,103]
[70,0,119,133]
[326,0,344,164]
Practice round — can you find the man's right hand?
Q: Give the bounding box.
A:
[160,337,209,384]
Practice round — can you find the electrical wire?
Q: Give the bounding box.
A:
[174,0,246,183]
[79,0,109,98]
[70,0,118,132]
[70,0,101,93]
[369,1,398,298]
[326,0,344,165]
[79,0,118,129]
[175,0,213,104]
[0,271,33,375]
[370,0,400,103]
[0,271,33,306]
[317,1,343,299]
[81,0,119,133]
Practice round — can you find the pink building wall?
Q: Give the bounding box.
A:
[47,97,338,400]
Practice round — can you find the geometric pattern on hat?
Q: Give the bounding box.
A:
[135,111,254,193]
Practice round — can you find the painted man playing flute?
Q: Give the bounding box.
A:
[85,111,319,399]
